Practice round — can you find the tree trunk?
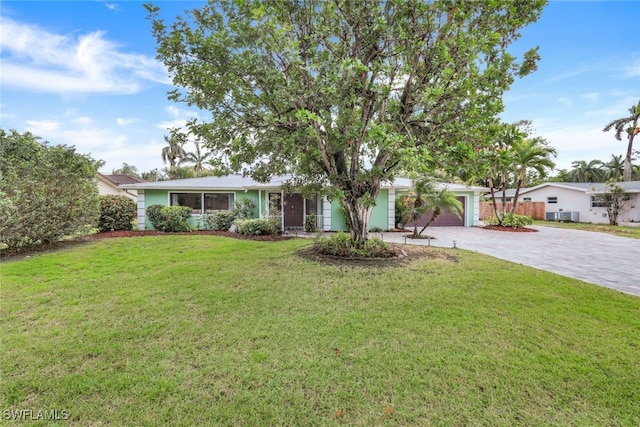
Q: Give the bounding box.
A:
[418,207,441,236]
[341,197,373,247]
[624,133,635,181]
[510,175,524,215]
[487,177,503,225]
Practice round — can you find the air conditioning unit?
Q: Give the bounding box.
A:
[558,211,572,221]
[545,212,557,221]
[571,212,579,222]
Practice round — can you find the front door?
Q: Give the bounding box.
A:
[283,193,304,228]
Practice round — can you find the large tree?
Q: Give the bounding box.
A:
[147,0,545,245]
[0,129,100,249]
[603,100,640,182]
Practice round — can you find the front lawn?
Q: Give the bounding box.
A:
[533,220,640,239]
[2,236,639,425]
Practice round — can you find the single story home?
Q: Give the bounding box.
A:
[97,173,144,201]
[515,181,640,225]
[120,175,488,231]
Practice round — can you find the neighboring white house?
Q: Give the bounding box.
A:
[516,182,640,225]
[96,174,144,201]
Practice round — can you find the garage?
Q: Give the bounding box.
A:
[415,196,466,227]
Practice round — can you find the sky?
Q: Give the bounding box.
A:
[1,0,639,176]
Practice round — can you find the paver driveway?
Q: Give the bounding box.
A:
[383,226,640,296]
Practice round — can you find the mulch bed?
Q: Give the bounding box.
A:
[0,230,293,262]
[482,225,538,233]
[297,244,457,268]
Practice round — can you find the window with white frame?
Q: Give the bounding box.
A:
[170,192,234,214]
[591,195,611,208]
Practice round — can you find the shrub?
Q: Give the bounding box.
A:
[304,213,317,232]
[370,226,384,233]
[146,205,192,232]
[98,196,136,232]
[486,214,532,228]
[0,129,100,249]
[146,205,164,229]
[210,211,236,231]
[313,232,396,258]
[233,197,256,220]
[235,218,281,235]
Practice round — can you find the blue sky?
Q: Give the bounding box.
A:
[1,1,639,175]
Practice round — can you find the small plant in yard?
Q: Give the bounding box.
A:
[486,213,532,228]
[209,211,236,231]
[313,232,396,258]
[233,197,256,220]
[304,213,317,232]
[98,196,136,232]
[146,204,192,232]
[235,218,280,235]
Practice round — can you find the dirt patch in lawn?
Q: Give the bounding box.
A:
[297,244,458,268]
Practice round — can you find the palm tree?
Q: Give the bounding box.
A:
[161,129,187,170]
[603,100,640,181]
[510,137,556,213]
[112,162,140,177]
[569,159,604,183]
[181,139,212,176]
[402,178,463,237]
[603,154,625,181]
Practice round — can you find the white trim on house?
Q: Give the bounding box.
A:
[137,191,146,230]
[387,188,396,230]
[322,196,332,231]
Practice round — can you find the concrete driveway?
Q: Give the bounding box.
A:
[382,226,640,296]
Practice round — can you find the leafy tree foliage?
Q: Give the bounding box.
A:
[0,129,100,249]
[482,123,555,225]
[112,162,141,178]
[601,180,633,226]
[603,100,640,182]
[147,0,545,245]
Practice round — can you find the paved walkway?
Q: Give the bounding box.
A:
[381,226,640,297]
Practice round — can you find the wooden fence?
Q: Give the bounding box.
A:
[479,201,545,220]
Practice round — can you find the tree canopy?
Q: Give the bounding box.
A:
[146,0,545,244]
[0,129,100,249]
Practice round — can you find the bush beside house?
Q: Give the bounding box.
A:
[98,196,136,232]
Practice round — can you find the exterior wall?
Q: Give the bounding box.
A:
[236,190,260,218]
[143,189,172,230]
[97,179,137,201]
[620,194,640,224]
[523,187,597,223]
[330,190,389,231]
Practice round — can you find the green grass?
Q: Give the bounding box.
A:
[2,236,639,426]
[533,220,640,239]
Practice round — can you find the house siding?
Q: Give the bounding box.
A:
[522,186,640,224]
[330,190,389,231]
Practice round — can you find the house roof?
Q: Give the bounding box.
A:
[120,174,489,192]
[98,173,146,186]
[520,181,640,195]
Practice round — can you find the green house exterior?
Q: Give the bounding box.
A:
[121,176,487,231]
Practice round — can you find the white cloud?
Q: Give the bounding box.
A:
[105,4,121,11]
[556,97,572,108]
[116,117,137,126]
[580,92,600,105]
[0,17,170,95]
[156,106,199,131]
